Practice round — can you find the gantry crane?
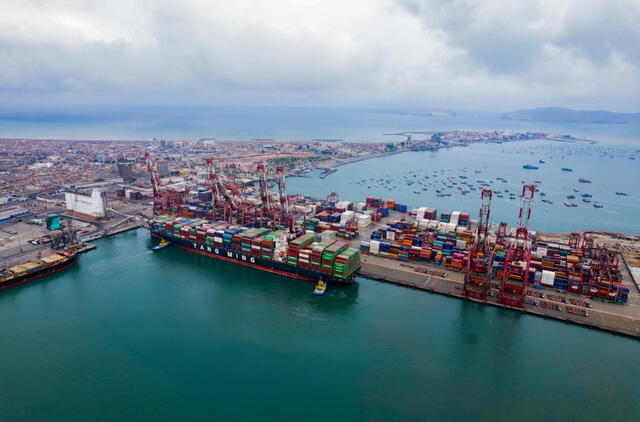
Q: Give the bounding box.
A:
[145,152,186,216]
[499,184,535,308]
[464,189,493,300]
[275,166,293,231]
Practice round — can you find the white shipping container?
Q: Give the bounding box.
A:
[416,206,428,221]
[358,214,372,227]
[446,222,457,232]
[541,270,555,286]
[369,240,380,255]
[340,210,355,225]
[321,230,337,242]
[419,219,431,229]
[428,220,439,229]
[450,211,460,225]
[455,239,467,249]
[537,247,548,258]
[386,230,395,241]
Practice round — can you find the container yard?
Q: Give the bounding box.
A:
[144,153,640,338]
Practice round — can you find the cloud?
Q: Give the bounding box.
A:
[0,0,638,111]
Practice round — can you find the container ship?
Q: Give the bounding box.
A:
[147,216,361,283]
[0,250,78,290]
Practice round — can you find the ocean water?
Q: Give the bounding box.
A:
[287,139,640,234]
[1,229,639,422]
[0,105,638,146]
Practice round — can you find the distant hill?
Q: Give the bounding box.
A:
[502,107,640,124]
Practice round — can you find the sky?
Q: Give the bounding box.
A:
[1,0,639,112]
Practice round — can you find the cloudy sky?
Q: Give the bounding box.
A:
[1,0,639,111]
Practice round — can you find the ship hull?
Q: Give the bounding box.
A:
[0,255,78,291]
[151,232,356,284]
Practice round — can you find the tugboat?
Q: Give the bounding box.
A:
[313,280,327,296]
[152,238,170,251]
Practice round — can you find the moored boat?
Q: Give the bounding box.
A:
[0,250,78,291]
[148,216,361,284]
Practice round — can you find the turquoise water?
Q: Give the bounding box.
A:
[1,230,639,421]
[288,140,640,234]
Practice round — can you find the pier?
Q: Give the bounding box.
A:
[359,255,640,338]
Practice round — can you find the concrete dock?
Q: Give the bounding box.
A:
[359,254,640,339]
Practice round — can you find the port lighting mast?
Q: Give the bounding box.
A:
[499,184,535,308]
[464,189,493,300]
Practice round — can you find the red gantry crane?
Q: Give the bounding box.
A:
[206,159,239,222]
[464,189,493,301]
[146,152,186,216]
[499,184,535,308]
[275,166,293,231]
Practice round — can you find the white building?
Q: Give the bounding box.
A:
[64,189,108,219]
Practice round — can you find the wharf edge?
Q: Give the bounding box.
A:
[359,257,640,339]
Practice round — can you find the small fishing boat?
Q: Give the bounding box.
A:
[564,202,578,207]
[522,164,539,170]
[567,195,575,199]
[578,178,591,183]
[313,280,327,296]
[562,168,573,172]
[593,203,604,208]
[152,239,170,251]
[616,192,629,196]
